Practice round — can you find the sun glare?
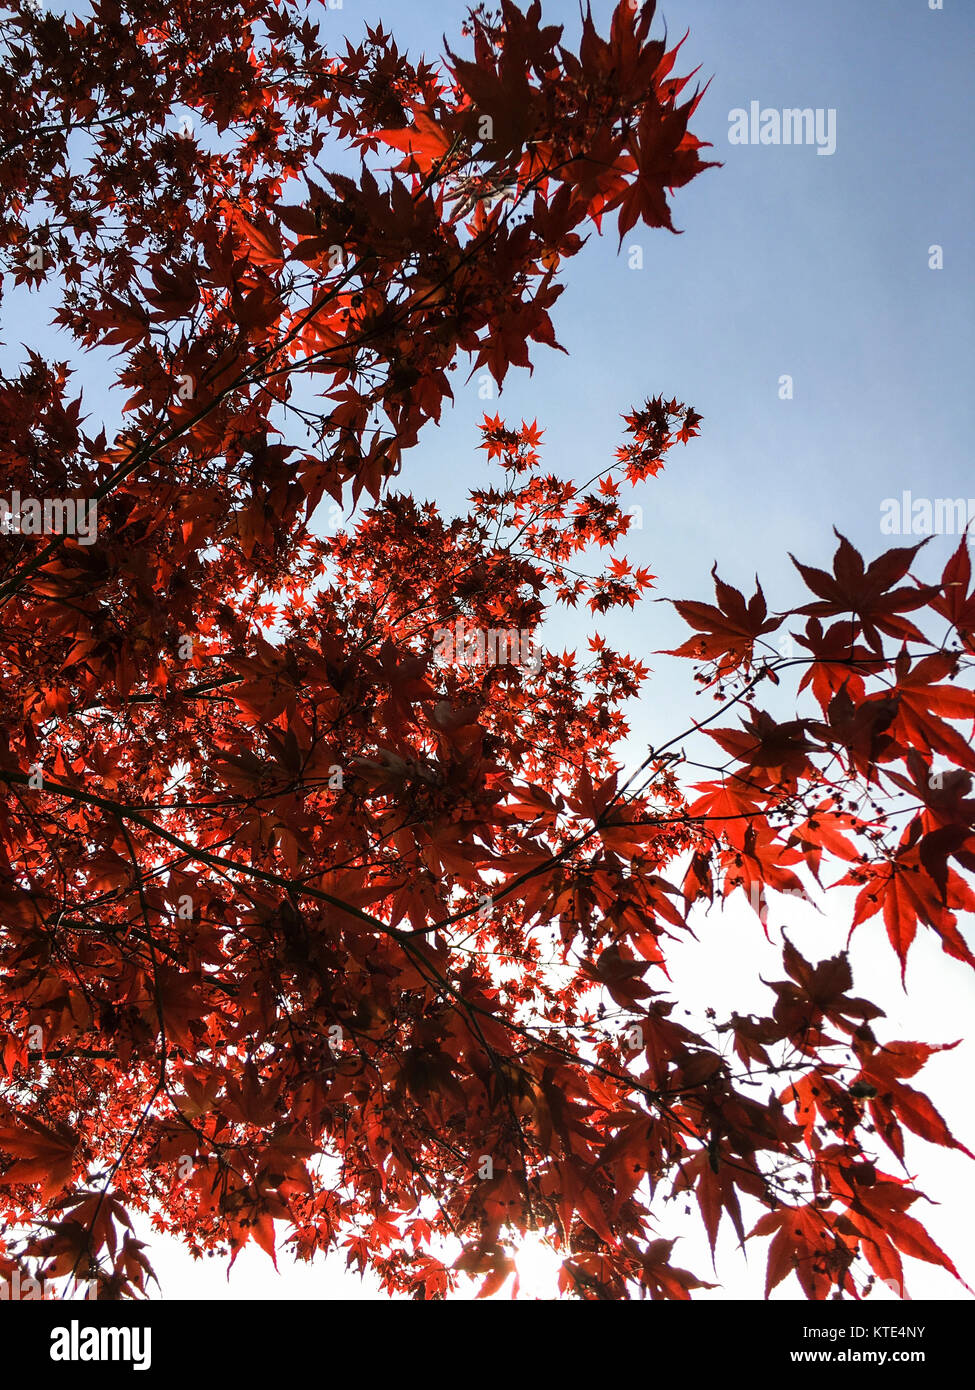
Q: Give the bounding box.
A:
[514,1233,563,1300]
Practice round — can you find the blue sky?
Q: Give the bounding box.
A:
[6,0,973,1299]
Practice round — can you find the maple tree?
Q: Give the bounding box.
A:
[0,0,972,1303]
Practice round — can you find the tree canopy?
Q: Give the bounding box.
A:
[0,0,972,1301]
